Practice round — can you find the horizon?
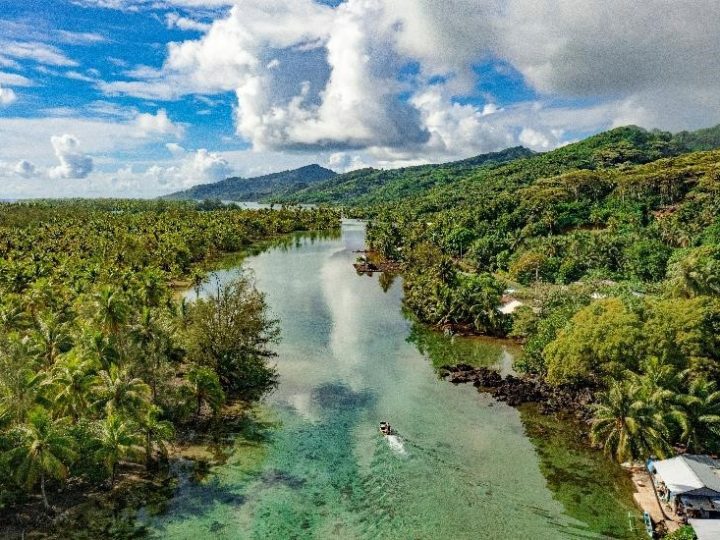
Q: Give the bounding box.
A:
[1,1,719,198]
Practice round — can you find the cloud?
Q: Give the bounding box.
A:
[0,85,17,106]
[116,148,233,190]
[0,72,33,87]
[72,0,232,9]
[181,148,233,184]
[0,159,39,179]
[13,160,38,178]
[0,111,188,166]
[108,0,720,151]
[134,109,184,138]
[6,0,720,199]
[96,0,593,162]
[165,142,186,156]
[49,135,94,179]
[1,41,77,67]
[493,0,720,130]
[56,30,107,45]
[165,13,211,32]
[409,86,514,158]
[0,56,20,69]
[518,128,554,151]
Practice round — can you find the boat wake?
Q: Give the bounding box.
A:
[386,434,407,456]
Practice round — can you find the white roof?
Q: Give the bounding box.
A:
[654,455,720,497]
[689,518,720,540]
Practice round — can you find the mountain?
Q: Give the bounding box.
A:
[359,125,687,215]
[274,125,720,208]
[163,164,337,201]
[272,146,535,206]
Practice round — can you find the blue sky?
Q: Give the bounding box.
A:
[1,0,719,198]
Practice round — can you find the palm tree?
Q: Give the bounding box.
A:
[92,287,129,336]
[637,357,681,408]
[10,408,76,509]
[674,378,720,453]
[80,329,120,370]
[0,339,45,423]
[137,406,174,467]
[127,308,173,402]
[32,312,72,366]
[92,364,151,416]
[186,366,225,416]
[45,354,96,421]
[590,379,671,463]
[93,414,143,486]
[136,269,166,308]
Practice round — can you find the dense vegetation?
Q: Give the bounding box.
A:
[0,200,339,518]
[275,146,534,206]
[298,124,720,463]
[163,164,336,201]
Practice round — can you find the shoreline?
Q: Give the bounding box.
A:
[0,403,259,539]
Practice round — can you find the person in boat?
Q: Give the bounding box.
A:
[380,421,391,435]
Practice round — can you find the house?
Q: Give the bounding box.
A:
[648,454,720,538]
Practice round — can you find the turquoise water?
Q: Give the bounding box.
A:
[137,220,641,539]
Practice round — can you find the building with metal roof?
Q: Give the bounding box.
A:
[649,455,720,524]
[651,455,720,498]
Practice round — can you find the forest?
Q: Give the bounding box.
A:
[0,200,339,521]
[303,125,720,463]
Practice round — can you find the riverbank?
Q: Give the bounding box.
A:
[0,402,264,539]
[629,467,682,537]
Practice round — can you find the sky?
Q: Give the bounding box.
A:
[1,0,719,198]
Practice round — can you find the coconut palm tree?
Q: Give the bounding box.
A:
[137,406,174,467]
[92,364,151,416]
[674,378,720,453]
[590,379,671,462]
[0,340,45,424]
[10,408,76,509]
[79,329,120,370]
[45,354,96,421]
[93,413,144,486]
[92,287,129,336]
[186,366,225,416]
[32,312,72,366]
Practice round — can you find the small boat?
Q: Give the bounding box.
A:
[379,421,393,436]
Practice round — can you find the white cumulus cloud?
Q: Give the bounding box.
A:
[134,109,184,138]
[49,135,94,179]
[134,148,233,189]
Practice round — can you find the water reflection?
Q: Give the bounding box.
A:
[406,319,521,376]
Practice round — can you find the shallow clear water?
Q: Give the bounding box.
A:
[141,220,642,540]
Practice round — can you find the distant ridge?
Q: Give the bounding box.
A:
[162,164,337,201]
[271,146,535,205]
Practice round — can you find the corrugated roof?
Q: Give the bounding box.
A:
[689,518,720,540]
[654,455,720,496]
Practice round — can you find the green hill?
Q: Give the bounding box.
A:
[673,123,720,151]
[162,164,337,201]
[273,146,534,205]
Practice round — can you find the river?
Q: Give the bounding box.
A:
[65,220,643,539]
